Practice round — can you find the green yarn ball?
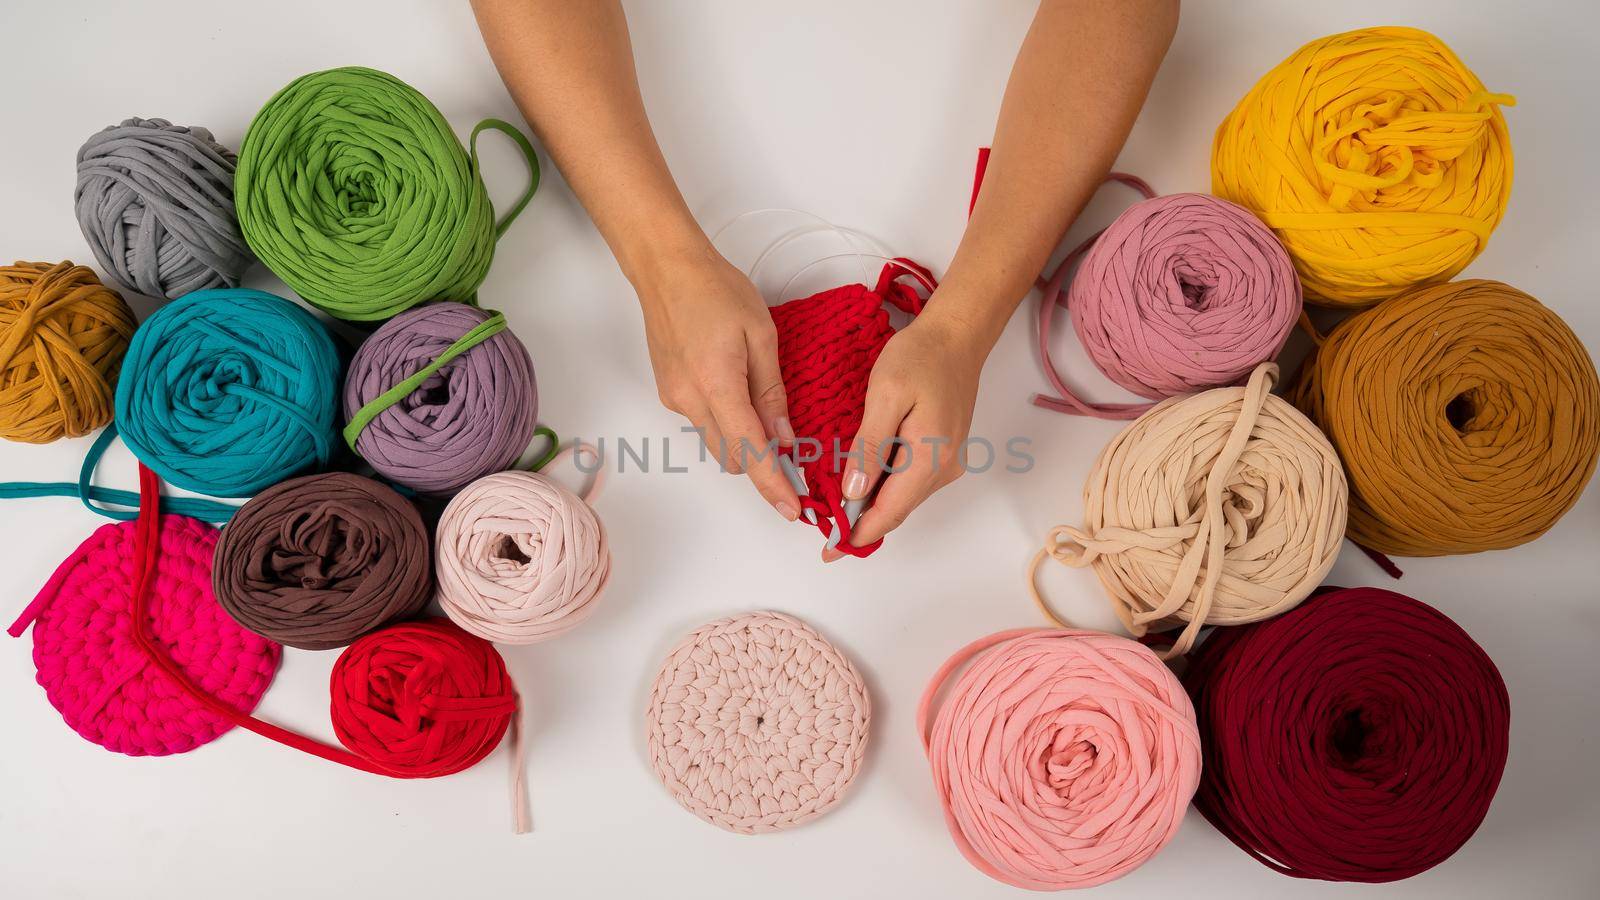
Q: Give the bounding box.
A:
[236,66,537,322]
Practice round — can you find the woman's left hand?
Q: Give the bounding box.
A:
[823,308,989,562]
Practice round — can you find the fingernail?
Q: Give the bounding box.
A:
[775,501,798,522]
[821,546,844,563]
[842,468,869,500]
[775,416,796,446]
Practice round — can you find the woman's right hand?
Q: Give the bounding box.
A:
[636,248,801,521]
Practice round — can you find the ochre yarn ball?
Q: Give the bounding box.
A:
[1289,279,1600,556]
[0,261,134,443]
[646,612,871,834]
[212,473,431,650]
[9,515,280,756]
[329,617,517,779]
[1212,27,1514,306]
[918,628,1200,889]
[75,117,253,299]
[1185,586,1510,882]
[1033,363,1347,657]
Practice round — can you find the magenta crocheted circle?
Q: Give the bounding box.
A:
[24,516,281,756]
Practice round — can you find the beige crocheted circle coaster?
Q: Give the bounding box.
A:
[646,611,871,834]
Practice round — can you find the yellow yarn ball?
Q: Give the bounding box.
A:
[1212,26,1514,307]
[0,261,135,443]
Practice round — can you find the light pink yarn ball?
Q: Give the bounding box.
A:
[434,470,610,644]
[646,612,871,834]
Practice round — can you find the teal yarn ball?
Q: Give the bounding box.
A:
[114,288,339,496]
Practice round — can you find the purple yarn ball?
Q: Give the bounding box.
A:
[343,302,537,494]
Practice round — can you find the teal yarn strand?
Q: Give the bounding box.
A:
[114,288,339,496]
[0,425,238,522]
[235,67,541,322]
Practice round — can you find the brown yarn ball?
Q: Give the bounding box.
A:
[212,472,432,650]
[0,261,134,443]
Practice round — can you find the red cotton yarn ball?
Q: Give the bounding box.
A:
[329,617,517,778]
[1183,586,1511,882]
[10,516,280,756]
[773,259,932,557]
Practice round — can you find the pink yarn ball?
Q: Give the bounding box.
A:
[918,628,1201,889]
[12,516,280,756]
[1038,192,1300,419]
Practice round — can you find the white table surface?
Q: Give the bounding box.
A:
[3,1,1596,897]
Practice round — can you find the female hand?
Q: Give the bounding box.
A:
[637,250,801,521]
[824,309,988,561]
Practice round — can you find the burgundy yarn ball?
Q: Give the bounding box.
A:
[1184,586,1511,882]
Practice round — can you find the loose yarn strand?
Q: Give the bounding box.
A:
[343,310,511,451]
[0,423,240,522]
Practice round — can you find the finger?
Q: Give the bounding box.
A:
[683,407,733,473]
[842,380,912,502]
[824,446,939,560]
[707,382,801,520]
[746,325,794,447]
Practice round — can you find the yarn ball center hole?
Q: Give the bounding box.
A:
[274,517,362,589]
[1446,390,1479,432]
[406,371,453,409]
[1327,703,1398,772]
[1042,727,1106,795]
[1171,259,1218,310]
[494,535,531,565]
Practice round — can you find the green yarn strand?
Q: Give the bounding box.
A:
[475,119,541,238]
[342,310,509,452]
[236,67,540,322]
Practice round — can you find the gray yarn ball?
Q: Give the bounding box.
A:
[75,118,253,299]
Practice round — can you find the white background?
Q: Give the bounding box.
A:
[2,1,1596,897]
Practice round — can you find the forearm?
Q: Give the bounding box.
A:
[929,0,1178,350]
[470,0,713,291]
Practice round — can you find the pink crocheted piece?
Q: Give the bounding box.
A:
[645,612,871,834]
[9,516,281,756]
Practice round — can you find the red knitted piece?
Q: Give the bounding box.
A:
[773,259,934,557]
[9,515,280,756]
